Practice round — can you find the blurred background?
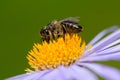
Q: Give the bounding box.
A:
[0,0,120,80]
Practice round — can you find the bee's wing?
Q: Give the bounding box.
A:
[59,17,80,23]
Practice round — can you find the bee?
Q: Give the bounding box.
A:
[40,17,83,42]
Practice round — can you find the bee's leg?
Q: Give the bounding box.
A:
[46,39,50,43]
[46,36,51,43]
[58,35,62,38]
[54,33,58,41]
[41,38,46,42]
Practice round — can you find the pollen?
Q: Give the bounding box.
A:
[26,34,86,71]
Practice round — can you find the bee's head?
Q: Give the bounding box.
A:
[40,29,50,38]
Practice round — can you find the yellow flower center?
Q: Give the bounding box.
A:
[26,34,86,71]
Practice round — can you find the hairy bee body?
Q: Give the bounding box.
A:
[40,17,83,42]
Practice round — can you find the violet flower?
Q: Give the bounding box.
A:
[6,26,120,80]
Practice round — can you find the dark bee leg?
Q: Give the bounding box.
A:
[58,35,62,38]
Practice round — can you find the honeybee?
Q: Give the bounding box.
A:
[40,17,83,42]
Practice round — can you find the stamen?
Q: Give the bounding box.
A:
[26,34,86,71]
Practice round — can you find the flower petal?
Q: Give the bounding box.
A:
[5,70,51,80]
[91,29,120,53]
[5,74,28,80]
[102,39,120,50]
[80,52,120,62]
[96,44,120,56]
[37,65,98,80]
[58,66,75,80]
[83,27,120,57]
[69,65,98,80]
[40,67,66,80]
[81,42,120,61]
[88,26,119,46]
[82,63,120,80]
[22,72,43,80]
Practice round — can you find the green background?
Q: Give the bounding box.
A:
[0,0,120,80]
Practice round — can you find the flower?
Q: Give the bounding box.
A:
[6,26,120,80]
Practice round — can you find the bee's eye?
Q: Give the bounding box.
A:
[45,30,49,35]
